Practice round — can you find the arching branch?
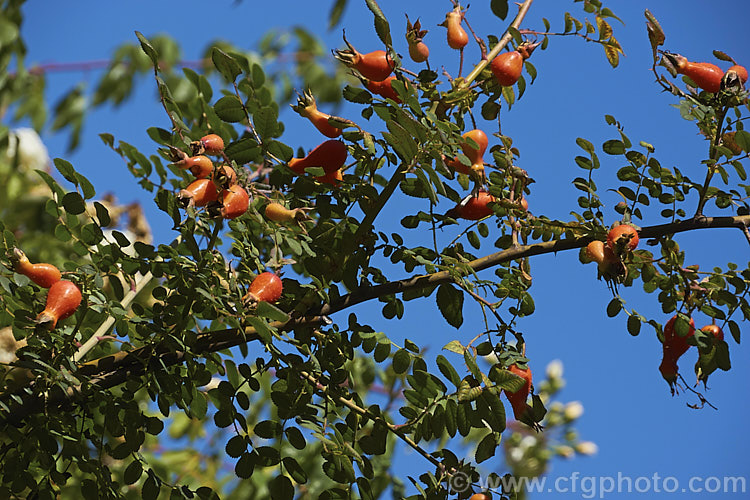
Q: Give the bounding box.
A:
[2,214,747,425]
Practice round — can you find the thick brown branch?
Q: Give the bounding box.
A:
[3,214,747,425]
[321,215,750,316]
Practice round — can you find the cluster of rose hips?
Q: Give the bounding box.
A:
[171,134,287,304]
[583,223,639,285]
[173,134,250,220]
[9,248,81,330]
[287,5,540,223]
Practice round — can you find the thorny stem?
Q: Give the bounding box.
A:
[517,29,610,45]
[461,0,535,87]
[462,11,488,61]
[320,215,750,317]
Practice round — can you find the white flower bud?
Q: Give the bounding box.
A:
[564,401,584,420]
[576,441,599,455]
[546,359,563,379]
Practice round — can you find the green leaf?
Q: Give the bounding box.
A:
[282,456,308,484]
[374,340,391,362]
[123,460,143,485]
[256,301,289,322]
[81,223,103,245]
[225,138,261,164]
[251,64,266,88]
[211,47,242,82]
[606,298,622,317]
[285,427,306,450]
[442,340,464,354]
[62,192,86,215]
[392,348,411,374]
[343,85,373,104]
[734,130,750,153]
[255,420,282,439]
[214,96,245,123]
[0,17,19,48]
[235,452,256,479]
[627,314,641,336]
[75,172,96,199]
[475,433,498,463]
[135,31,159,67]
[94,202,111,227]
[365,0,392,46]
[54,158,78,185]
[489,366,525,393]
[436,355,461,388]
[602,139,625,155]
[436,284,464,328]
[328,0,347,29]
[356,477,375,500]
[490,0,509,19]
[254,107,280,140]
[142,474,159,500]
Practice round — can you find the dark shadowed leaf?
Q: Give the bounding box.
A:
[491,0,509,20]
[436,283,464,328]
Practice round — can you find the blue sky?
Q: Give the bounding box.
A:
[18,0,750,497]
